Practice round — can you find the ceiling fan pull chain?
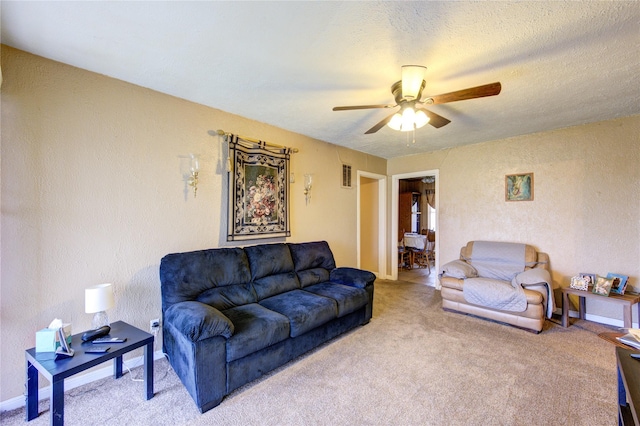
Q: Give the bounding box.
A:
[412,128,416,144]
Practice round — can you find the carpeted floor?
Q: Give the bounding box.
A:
[2,279,620,425]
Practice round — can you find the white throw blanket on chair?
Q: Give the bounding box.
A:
[463,277,527,312]
[462,241,528,312]
[461,241,555,316]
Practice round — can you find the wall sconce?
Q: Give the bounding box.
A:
[304,174,313,205]
[188,153,200,198]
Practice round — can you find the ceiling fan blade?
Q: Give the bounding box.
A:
[416,106,451,128]
[364,111,398,134]
[428,82,502,105]
[333,104,396,111]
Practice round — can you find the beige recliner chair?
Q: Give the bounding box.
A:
[439,241,554,333]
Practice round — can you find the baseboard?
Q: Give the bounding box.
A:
[566,309,635,328]
[0,350,166,413]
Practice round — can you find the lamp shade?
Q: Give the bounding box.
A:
[85,283,114,314]
[401,65,427,100]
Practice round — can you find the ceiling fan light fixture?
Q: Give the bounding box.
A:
[401,65,427,100]
[387,107,430,132]
[414,110,430,129]
[387,113,404,131]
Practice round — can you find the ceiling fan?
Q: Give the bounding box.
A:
[333,65,501,134]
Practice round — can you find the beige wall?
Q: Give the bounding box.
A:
[0,46,385,401]
[389,114,640,319]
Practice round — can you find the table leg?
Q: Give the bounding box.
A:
[623,304,632,329]
[26,360,39,421]
[619,365,626,426]
[579,296,586,320]
[562,291,569,327]
[50,379,64,426]
[144,341,154,400]
[114,355,123,379]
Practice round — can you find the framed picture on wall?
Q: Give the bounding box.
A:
[505,172,534,201]
[227,134,291,241]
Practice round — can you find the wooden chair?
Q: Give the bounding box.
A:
[398,237,412,269]
[412,239,432,273]
[427,230,436,266]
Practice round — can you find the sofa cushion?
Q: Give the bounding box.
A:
[260,289,337,337]
[160,248,252,311]
[244,243,295,280]
[223,303,290,362]
[304,282,368,317]
[297,268,330,288]
[288,241,336,272]
[253,272,301,300]
[197,283,257,311]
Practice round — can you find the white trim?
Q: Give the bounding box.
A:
[356,171,387,278]
[0,350,166,413]
[391,170,439,283]
[565,310,636,328]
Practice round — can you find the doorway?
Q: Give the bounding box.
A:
[357,171,386,277]
[391,170,439,285]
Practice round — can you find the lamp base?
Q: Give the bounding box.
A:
[91,311,110,330]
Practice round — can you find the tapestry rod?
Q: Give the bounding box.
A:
[216,129,299,153]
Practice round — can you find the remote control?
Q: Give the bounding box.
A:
[81,325,111,342]
[92,337,127,344]
[85,346,110,354]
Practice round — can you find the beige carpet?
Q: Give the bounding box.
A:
[2,279,619,425]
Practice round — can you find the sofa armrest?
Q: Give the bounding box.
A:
[440,259,478,279]
[165,301,234,341]
[330,267,375,288]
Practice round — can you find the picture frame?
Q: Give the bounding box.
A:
[505,172,534,201]
[570,275,588,291]
[227,135,291,241]
[579,273,596,288]
[592,276,613,297]
[607,273,629,295]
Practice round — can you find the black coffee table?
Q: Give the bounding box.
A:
[25,320,154,425]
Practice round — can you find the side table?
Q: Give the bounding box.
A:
[616,346,640,425]
[562,287,640,328]
[25,320,154,425]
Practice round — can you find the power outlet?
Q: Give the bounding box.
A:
[150,318,160,331]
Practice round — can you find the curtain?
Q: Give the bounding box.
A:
[425,183,436,209]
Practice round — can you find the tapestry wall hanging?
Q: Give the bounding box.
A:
[227,134,291,241]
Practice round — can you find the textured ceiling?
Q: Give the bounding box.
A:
[2,1,639,159]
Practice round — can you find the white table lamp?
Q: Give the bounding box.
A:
[85,283,115,329]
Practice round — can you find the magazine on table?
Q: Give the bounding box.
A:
[617,330,640,349]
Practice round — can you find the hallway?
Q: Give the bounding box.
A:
[398,266,436,286]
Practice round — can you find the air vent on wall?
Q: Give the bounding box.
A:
[342,164,352,188]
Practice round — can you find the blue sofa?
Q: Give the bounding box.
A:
[159,241,375,413]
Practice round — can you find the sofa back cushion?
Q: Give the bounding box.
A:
[460,241,539,281]
[245,243,295,280]
[289,241,336,271]
[160,248,255,312]
[244,243,301,300]
[288,241,336,288]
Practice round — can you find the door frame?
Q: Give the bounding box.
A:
[391,169,439,282]
[356,171,387,277]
